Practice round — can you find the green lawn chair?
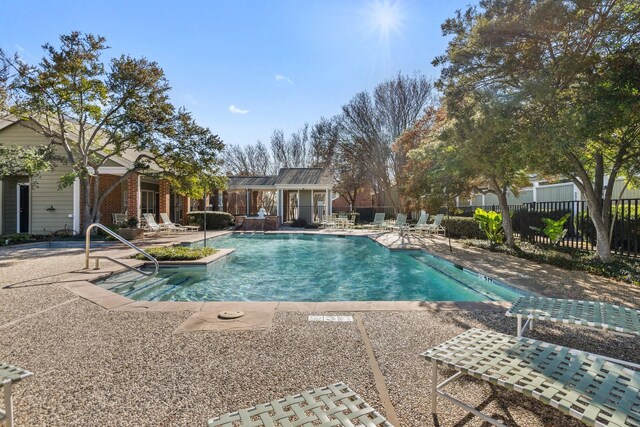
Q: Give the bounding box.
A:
[1,363,32,427]
[362,212,386,230]
[422,329,640,427]
[208,382,393,427]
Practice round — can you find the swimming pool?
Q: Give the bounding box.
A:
[95,234,526,302]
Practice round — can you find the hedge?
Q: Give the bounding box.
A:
[134,246,216,261]
[187,211,234,230]
[441,216,486,240]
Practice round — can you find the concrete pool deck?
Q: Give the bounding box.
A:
[1,230,639,426]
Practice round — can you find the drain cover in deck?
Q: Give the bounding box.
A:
[218,310,245,320]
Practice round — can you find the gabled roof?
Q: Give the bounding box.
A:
[227,168,334,190]
[275,168,333,186]
[227,176,277,187]
[0,115,162,172]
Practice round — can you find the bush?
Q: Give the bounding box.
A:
[187,211,233,230]
[290,218,307,228]
[134,245,216,261]
[441,217,486,240]
[0,233,32,246]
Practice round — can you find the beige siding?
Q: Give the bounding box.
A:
[30,160,75,234]
[0,123,75,234]
[611,178,640,199]
[536,183,574,202]
[0,122,50,146]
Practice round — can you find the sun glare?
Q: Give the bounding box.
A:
[368,0,404,41]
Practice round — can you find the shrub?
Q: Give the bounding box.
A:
[441,217,486,239]
[0,233,31,246]
[529,213,570,245]
[473,208,504,244]
[134,245,216,261]
[187,211,234,230]
[290,217,307,228]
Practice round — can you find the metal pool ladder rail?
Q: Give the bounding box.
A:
[85,223,159,277]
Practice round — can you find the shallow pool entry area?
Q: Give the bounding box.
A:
[94,234,527,302]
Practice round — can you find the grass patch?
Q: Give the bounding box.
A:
[134,246,216,261]
[461,239,640,286]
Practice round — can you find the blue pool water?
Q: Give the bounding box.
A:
[95,234,527,302]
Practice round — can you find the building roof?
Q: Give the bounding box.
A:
[275,168,333,186]
[227,176,277,187]
[227,168,334,190]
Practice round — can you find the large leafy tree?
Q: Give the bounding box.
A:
[436,0,640,261]
[2,32,224,231]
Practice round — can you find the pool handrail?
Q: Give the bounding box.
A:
[85,222,159,277]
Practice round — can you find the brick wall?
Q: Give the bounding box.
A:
[127,173,139,222]
[158,179,170,218]
[79,174,124,228]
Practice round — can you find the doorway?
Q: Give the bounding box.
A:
[17,183,29,233]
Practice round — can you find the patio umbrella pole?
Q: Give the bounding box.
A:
[203,183,207,248]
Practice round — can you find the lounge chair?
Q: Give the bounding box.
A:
[423,213,445,236]
[142,213,169,234]
[422,328,640,427]
[159,213,199,232]
[385,213,407,232]
[1,363,32,427]
[405,212,429,234]
[506,295,640,367]
[362,212,386,230]
[208,382,393,427]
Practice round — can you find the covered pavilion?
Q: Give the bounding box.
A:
[226,168,334,226]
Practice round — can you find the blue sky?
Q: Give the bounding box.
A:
[0,0,471,147]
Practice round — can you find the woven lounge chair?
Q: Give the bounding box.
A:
[1,363,32,427]
[362,212,386,230]
[506,296,640,338]
[208,382,393,427]
[422,328,640,427]
[159,213,199,232]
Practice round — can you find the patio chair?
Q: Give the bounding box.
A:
[423,213,445,236]
[362,212,386,230]
[422,328,640,427]
[208,382,393,427]
[385,213,407,232]
[405,212,429,234]
[159,212,199,232]
[112,213,127,225]
[1,363,33,427]
[142,213,169,234]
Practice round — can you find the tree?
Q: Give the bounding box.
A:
[441,92,531,247]
[436,0,640,261]
[340,73,435,211]
[0,144,54,178]
[2,32,224,231]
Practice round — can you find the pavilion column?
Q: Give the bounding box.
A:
[328,190,333,215]
[325,189,329,219]
[276,189,281,223]
[222,190,229,212]
[245,189,250,215]
[158,179,170,217]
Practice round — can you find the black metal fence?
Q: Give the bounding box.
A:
[464,199,640,257]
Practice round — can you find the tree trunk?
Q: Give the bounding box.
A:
[489,178,515,247]
[585,197,613,263]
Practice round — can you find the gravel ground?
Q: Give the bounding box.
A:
[2,233,640,426]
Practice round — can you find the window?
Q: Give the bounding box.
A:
[141,190,156,215]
